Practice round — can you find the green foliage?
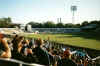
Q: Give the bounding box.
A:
[27,21,80,28]
[27,20,100,28]
[27,21,43,28]
[43,21,56,28]
[0,17,12,28]
[81,21,89,27]
[75,24,81,28]
[56,23,64,28]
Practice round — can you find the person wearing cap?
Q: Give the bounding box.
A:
[0,33,11,58]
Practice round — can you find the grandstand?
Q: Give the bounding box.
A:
[0,28,24,34]
[32,28,81,33]
[0,28,100,66]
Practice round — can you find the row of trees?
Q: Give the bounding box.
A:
[0,17,12,28]
[27,21,81,28]
[27,20,100,34]
[0,17,20,28]
[81,20,100,27]
[27,20,100,28]
[0,17,100,29]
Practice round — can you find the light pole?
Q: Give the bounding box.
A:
[71,5,77,24]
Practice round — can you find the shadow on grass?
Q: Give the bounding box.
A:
[60,32,100,41]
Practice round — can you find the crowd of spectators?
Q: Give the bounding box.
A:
[0,33,99,66]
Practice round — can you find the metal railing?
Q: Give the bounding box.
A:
[0,58,44,66]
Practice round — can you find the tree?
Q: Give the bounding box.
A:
[81,21,89,27]
[28,21,37,28]
[65,23,75,28]
[43,21,56,28]
[90,20,100,27]
[7,17,12,23]
[64,24,68,28]
[56,23,64,28]
[75,24,81,28]
[0,17,12,28]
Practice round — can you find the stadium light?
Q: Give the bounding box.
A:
[71,5,77,24]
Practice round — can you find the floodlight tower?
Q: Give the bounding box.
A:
[71,5,77,24]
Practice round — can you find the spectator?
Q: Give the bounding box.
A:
[12,36,24,59]
[32,38,50,65]
[57,47,77,66]
[0,33,11,58]
[21,39,33,56]
[77,59,84,66]
[21,39,29,55]
[14,36,24,53]
[28,38,35,48]
[11,34,18,44]
[52,50,61,66]
[64,48,71,59]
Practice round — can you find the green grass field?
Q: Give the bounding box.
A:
[25,33,100,50]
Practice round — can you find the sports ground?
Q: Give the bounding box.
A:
[25,33,100,50]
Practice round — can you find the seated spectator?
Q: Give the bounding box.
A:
[11,34,18,44]
[12,36,36,63]
[14,36,24,53]
[12,36,24,59]
[28,38,35,49]
[77,59,84,66]
[64,48,71,59]
[57,48,77,66]
[21,39,33,56]
[32,38,50,65]
[0,33,11,58]
[52,50,61,66]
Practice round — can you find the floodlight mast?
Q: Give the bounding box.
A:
[72,8,75,24]
[71,5,77,24]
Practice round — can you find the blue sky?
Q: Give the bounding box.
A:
[0,0,100,24]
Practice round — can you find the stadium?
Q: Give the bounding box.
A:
[0,25,100,66]
[0,0,100,66]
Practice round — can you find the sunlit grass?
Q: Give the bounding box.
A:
[25,33,100,50]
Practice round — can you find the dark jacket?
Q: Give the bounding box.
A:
[33,47,50,65]
[57,58,77,66]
